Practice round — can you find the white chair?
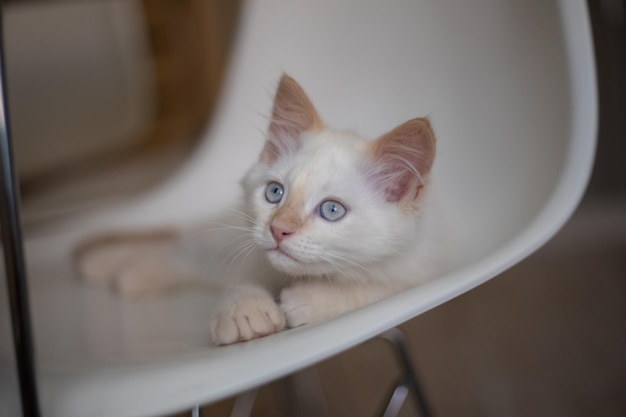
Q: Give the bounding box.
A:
[0,0,597,416]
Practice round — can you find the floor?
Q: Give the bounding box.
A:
[170,200,626,417]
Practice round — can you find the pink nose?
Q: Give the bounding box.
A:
[270,225,294,244]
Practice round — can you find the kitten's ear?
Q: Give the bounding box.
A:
[260,74,323,164]
[369,117,436,207]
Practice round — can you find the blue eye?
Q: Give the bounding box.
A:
[319,200,347,221]
[265,182,284,204]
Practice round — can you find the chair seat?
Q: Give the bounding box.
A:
[0,1,596,416]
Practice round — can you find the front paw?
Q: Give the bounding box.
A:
[279,285,323,328]
[210,297,286,345]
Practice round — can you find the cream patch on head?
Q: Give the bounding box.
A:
[269,182,307,232]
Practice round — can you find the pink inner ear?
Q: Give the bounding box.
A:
[261,75,322,164]
[369,118,436,203]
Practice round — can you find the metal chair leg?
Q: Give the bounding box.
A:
[381,383,410,417]
[287,366,330,417]
[189,327,430,417]
[0,11,41,417]
[378,327,433,417]
[230,388,258,417]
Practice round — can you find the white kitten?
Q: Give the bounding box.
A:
[77,74,440,346]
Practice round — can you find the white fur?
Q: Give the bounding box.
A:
[77,80,442,345]
[78,126,441,345]
[207,127,441,344]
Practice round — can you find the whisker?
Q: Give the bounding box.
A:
[324,250,376,278]
[234,245,258,285]
[200,232,253,280]
[225,208,258,224]
[323,256,353,283]
[224,241,257,278]
[191,224,255,236]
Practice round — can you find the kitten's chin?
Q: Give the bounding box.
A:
[265,249,328,277]
[266,249,305,275]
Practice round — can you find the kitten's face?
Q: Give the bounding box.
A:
[244,131,415,277]
[243,75,435,279]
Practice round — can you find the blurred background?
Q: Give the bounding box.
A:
[3,0,240,226]
[1,0,624,416]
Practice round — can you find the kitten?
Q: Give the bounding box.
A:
[76,74,439,345]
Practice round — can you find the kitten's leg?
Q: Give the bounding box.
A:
[210,284,286,345]
[74,230,177,285]
[112,253,200,298]
[280,281,407,328]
